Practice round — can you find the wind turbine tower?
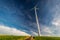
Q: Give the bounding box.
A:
[34,6,41,36]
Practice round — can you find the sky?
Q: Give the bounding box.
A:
[0,0,60,36]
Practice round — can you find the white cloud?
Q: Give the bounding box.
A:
[43,27,52,34]
[38,0,60,36]
[39,24,54,36]
[46,0,60,36]
[52,19,60,26]
[51,0,60,26]
[0,25,30,36]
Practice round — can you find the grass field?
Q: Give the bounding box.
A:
[0,35,26,40]
[0,35,60,40]
[35,36,60,40]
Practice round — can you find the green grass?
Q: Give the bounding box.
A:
[0,35,60,40]
[0,35,25,40]
[35,36,60,40]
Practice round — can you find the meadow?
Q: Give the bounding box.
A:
[0,35,60,40]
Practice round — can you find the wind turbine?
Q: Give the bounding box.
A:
[30,5,41,36]
[25,3,41,40]
[34,6,41,36]
[25,6,40,39]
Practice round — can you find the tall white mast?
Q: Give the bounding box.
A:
[34,6,40,36]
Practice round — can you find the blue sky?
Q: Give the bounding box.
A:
[0,0,60,36]
[0,0,38,36]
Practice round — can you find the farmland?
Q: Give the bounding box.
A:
[0,35,60,40]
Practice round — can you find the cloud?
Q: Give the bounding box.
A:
[0,25,30,36]
[51,19,60,36]
[40,24,54,36]
[43,27,52,34]
[51,4,60,26]
[50,2,60,36]
[40,0,60,36]
[52,19,60,26]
